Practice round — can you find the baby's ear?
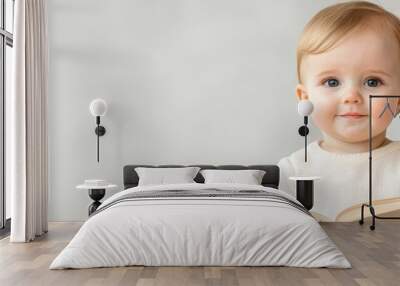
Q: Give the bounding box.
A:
[295,84,308,101]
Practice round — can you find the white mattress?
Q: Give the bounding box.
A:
[50,183,351,269]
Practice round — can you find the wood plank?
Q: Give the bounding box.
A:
[0,220,399,286]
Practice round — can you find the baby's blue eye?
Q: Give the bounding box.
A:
[365,78,382,87]
[323,78,339,87]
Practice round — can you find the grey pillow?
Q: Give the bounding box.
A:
[135,167,201,186]
[200,169,266,185]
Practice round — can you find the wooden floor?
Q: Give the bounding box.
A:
[0,220,399,286]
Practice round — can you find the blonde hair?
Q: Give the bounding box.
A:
[297,1,400,84]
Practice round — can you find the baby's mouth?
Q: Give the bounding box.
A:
[336,113,368,119]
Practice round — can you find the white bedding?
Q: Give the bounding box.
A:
[50,183,351,269]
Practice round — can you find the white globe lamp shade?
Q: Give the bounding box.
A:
[89,99,108,117]
[297,100,314,116]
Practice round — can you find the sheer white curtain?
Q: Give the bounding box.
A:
[8,0,48,242]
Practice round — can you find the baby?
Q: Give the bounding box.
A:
[278,1,400,221]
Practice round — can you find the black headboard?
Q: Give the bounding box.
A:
[123,165,279,189]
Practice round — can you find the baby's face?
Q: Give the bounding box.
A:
[297,25,400,143]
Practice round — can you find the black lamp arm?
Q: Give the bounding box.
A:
[298,116,310,162]
[94,116,106,162]
[304,116,308,162]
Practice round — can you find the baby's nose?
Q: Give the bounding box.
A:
[342,89,363,104]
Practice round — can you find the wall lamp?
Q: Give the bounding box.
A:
[89,99,107,162]
[297,97,314,162]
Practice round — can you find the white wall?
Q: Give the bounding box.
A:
[48,0,400,221]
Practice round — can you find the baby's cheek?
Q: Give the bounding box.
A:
[311,110,334,132]
[370,102,396,135]
[371,115,394,137]
[309,100,337,130]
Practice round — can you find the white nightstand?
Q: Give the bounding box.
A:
[289,176,321,210]
[76,182,117,215]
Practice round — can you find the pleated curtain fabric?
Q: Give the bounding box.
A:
[9,0,48,242]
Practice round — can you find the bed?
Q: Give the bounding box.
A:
[50,165,350,269]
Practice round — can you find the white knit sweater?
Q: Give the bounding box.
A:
[278,140,400,221]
